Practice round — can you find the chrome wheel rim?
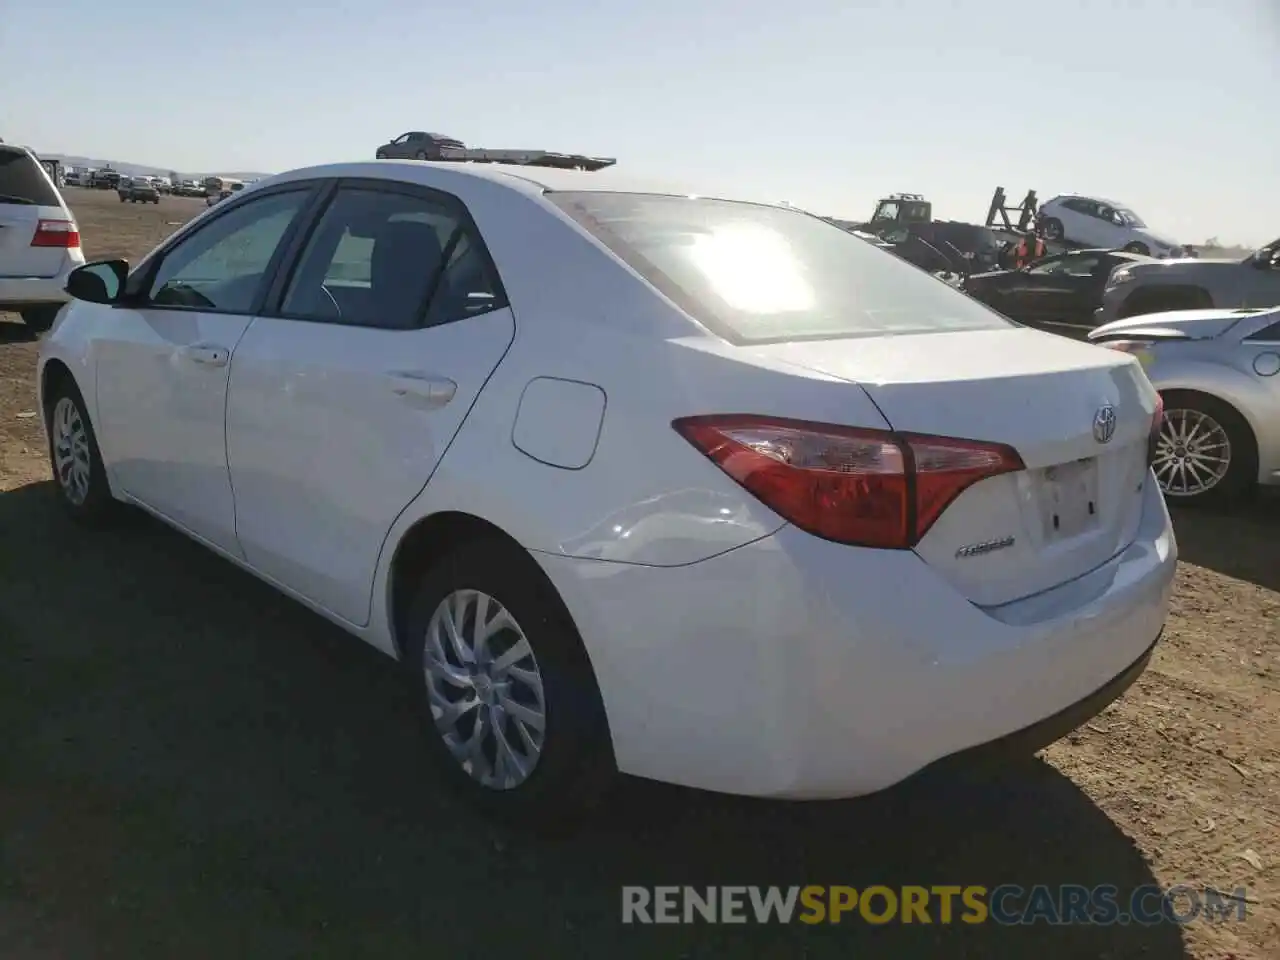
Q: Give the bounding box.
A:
[1153,408,1231,498]
[422,589,546,790]
[51,396,92,506]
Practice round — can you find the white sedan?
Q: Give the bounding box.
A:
[37,161,1177,824]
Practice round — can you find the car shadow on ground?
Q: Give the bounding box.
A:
[0,317,39,344]
[1169,491,1280,592]
[0,481,1187,959]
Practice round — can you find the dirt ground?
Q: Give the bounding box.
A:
[0,188,1276,959]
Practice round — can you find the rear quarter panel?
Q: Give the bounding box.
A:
[380,176,898,569]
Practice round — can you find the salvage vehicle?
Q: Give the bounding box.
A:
[38,159,1174,825]
[1037,195,1180,258]
[375,130,616,170]
[852,191,1040,275]
[963,249,1152,326]
[1095,237,1280,324]
[1091,306,1280,505]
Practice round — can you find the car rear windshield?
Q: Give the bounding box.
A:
[548,191,1014,344]
[0,148,62,206]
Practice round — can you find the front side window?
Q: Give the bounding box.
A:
[147,189,310,313]
[1031,254,1100,277]
[1115,207,1146,228]
[279,186,505,330]
[872,201,899,221]
[550,191,1014,344]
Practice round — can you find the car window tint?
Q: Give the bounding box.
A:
[148,190,310,313]
[1244,319,1280,342]
[422,231,507,327]
[0,148,62,206]
[280,186,503,330]
[1037,255,1100,277]
[551,191,1014,344]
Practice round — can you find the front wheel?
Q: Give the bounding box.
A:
[1124,241,1150,256]
[43,380,118,524]
[1153,392,1256,506]
[402,539,614,828]
[1041,217,1064,241]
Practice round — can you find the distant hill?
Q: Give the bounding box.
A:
[37,152,271,181]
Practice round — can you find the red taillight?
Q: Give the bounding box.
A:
[31,219,80,248]
[1147,394,1164,467]
[673,415,1024,549]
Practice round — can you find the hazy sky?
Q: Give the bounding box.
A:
[3,0,1275,244]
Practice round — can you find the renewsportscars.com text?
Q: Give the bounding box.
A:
[621,884,1249,926]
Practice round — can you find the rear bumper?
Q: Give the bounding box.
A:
[0,259,81,308]
[924,630,1159,773]
[538,479,1176,799]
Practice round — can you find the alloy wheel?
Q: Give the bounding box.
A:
[421,589,547,790]
[50,396,92,506]
[1153,407,1231,498]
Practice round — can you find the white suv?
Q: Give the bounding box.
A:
[0,145,85,330]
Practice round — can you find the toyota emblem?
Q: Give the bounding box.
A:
[1093,404,1117,444]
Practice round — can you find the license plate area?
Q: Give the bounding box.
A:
[1038,457,1100,541]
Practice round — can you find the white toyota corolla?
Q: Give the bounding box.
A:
[37,161,1176,824]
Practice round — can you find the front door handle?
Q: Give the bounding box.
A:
[180,343,229,367]
[387,371,457,409]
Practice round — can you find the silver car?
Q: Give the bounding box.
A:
[1090,307,1280,504]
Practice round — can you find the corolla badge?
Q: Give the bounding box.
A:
[1093,404,1117,444]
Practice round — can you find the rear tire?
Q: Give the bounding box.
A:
[1153,391,1256,507]
[1041,217,1064,241]
[415,149,428,160]
[1124,241,1150,256]
[43,378,119,525]
[401,538,614,829]
[20,306,60,331]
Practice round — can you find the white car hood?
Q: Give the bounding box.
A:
[1092,306,1272,341]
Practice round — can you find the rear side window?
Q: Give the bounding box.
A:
[0,148,62,206]
[549,191,1013,344]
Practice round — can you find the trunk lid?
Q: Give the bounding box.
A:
[747,327,1158,606]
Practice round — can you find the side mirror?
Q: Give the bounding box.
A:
[65,260,128,304]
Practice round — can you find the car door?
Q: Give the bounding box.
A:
[92,184,318,556]
[1089,203,1129,248]
[225,179,516,625]
[999,254,1069,320]
[1041,252,1104,322]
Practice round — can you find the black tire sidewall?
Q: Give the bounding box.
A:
[1042,217,1064,240]
[1158,392,1256,507]
[402,539,613,825]
[44,380,116,523]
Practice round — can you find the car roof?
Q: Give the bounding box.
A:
[1053,194,1125,207]
[264,159,786,207]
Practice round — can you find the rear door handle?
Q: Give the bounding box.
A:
[386,371,457,408]
[180,343,229,367]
